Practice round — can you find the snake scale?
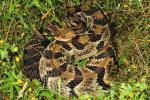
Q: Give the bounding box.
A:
[23,4,117,97]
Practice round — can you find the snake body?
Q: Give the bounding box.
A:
[23,5,117,97]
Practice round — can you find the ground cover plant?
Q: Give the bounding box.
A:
[0,0,149,100]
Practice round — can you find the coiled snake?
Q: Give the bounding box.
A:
[23,5,117,97]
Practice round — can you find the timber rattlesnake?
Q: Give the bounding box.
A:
[23,5,117,97]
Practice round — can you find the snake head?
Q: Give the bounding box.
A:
[46,24,76,41]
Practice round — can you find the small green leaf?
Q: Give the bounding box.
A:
[0,49,8,59]
[9,3,15,14]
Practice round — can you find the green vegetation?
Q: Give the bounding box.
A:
[0,0,149,100]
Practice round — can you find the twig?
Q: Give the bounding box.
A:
[41,8,53,20]
[17,81,29,100]
[133,40,148,73]
[132,38,150,43]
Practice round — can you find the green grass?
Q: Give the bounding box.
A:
[0,0,150,100]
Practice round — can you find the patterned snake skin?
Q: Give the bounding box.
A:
[23,5,117,97]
